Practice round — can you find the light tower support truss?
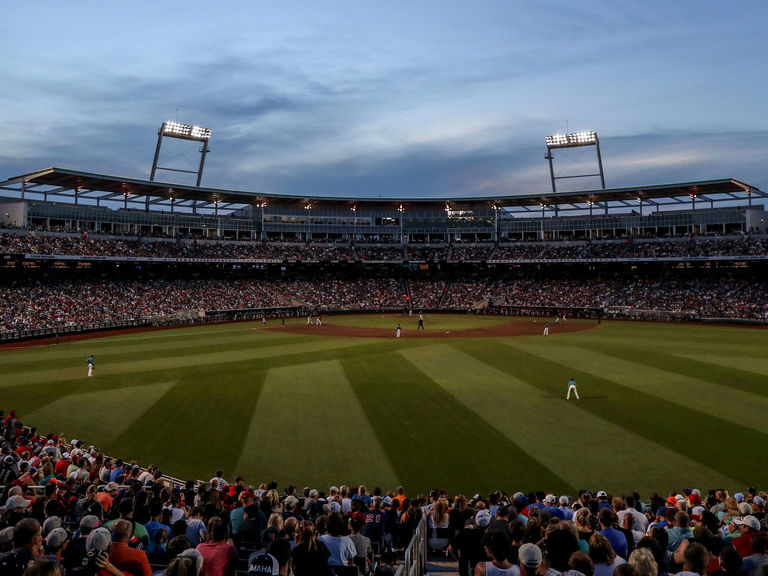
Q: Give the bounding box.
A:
[545,130,606,193]
[150,121,212,187]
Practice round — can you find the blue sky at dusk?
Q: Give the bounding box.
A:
[2,1,766,198]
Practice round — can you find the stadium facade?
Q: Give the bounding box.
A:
[0,168,765,241]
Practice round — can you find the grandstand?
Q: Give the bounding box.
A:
[1,168,767,340]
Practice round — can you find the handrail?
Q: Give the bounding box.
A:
[395,516,427,576]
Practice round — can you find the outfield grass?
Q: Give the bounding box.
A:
[2,314,766,497]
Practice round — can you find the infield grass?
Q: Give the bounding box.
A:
[2,314,766,496]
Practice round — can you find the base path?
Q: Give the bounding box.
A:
[276,318,596,338]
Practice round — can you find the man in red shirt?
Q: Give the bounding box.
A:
[108,519,152,576]
[732,515,761,557]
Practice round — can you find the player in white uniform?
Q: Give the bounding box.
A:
[567,378,579,400]
[87,355,95,377]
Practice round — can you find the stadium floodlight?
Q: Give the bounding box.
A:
[150,121,212,187]
[545,130,597,149]
[545,129,605,193]
[161,121,212,142]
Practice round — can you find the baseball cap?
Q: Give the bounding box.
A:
[105,482,119,493]
[475,509,491,527]
[46,527,70,549]
[80,515,100,530]
[6,495,31,509]
[62,452,71,460]
[666,496,679,507]
[753,496,765,508]
[43,516,62,535]
[735,493,744,502]
[559,495,570,506]
[0,527,14,545]
[283,495,298,508]
[690,506,705,520]
[734,515,761,531]
[329,485,339,493]
[656,506,668,517]
[248,552,279,575]
[596,491,607,498]
[86,527,112,552]
[519,543,543,568]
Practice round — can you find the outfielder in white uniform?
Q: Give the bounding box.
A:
[567,378,579,400]
[87,355,95,377]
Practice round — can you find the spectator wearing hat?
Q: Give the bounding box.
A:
[62,515,100,572]
[732,515,762,558]
[108,518,152,576]
[53,454,70,479]
[0,526,14,554]
[752,496,766,522]
[518,542,544,576]
[0,518,44,576]
[44,527,70,563]
[595,491,612,510]
[1,495,32,529]
[84,526,129,576]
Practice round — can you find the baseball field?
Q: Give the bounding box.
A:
[2,313,766,497]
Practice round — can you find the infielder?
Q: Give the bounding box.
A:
[567,378,579,400]
[87,355,95,377]
[396,323,401,338]
[543,322,549,336]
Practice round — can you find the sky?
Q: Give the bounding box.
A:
[2,1,767,199]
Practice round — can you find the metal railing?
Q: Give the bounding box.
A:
[396,517,427,576]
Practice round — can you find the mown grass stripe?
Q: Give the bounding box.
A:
[109,365,266,480]
[236,360,400,489]
[402,344,740,493]
[0,337,380,388]
[564,341,768,400]
[469,341,768,486]
[511,341,768,434]
[342,351,572,495]
[23,381,177,446]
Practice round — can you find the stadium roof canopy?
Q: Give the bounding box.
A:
[0,166,765,214]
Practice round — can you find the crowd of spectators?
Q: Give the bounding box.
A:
[0,278,411,334]
[2,274,767,334]
[6,231,766,264]
[1,408,766,576]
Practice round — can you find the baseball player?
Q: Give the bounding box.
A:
[87,355,95,377]
[543,322,549,336]
[396,323,401,338]
[567,378,579,400]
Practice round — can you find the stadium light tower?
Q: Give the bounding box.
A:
[150,121,212,186]
[545,130,606,193]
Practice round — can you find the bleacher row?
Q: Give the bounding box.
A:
[0,410,766,576]
[2,231,768,263]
